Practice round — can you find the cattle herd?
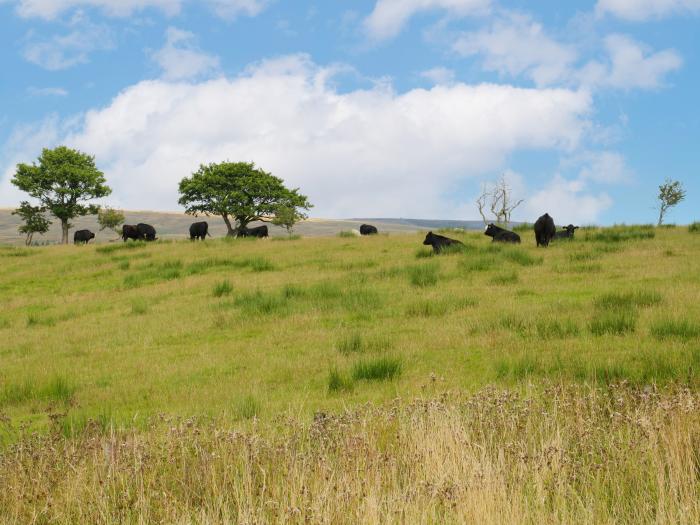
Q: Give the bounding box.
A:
[71,216,579,250]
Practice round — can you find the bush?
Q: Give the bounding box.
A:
[352,357,402,381]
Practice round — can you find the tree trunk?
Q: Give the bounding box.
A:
[657,206,665,226]
[61,219,69,244]
[222,214,236,237]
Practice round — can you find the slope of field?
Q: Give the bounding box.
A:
[0,208,424,245]
[2,226,700,522]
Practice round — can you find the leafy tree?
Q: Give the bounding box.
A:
[656,178,686,226]
[272,204,307,237]
[12,201,52,246]
[178,162,311,236]
[97,207,125,238]
[12,146,111,244]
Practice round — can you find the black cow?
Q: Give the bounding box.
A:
[553,224,579,240]
[136,223,157,241]
[484,223,521,244]
[189,221,211,241]
[360,224,378,235]
[423,231,464,254]
[73,229,95,244]
[122,224,140,242]
[534,213,556,247]
[238,225,268,238]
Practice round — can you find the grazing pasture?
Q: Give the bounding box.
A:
[1,225,700,522]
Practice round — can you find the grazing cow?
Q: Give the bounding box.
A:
[360,224,378,235]
[534,213,556,247]
[136,223,157,241]
[423,231,464,254]
[484,223,521,244]
[189,221,211,241]
[73,229,95,244]
[238,225,269,238]
[553,224,579,240]
[122,224,140,242]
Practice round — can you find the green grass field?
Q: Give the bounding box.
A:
[1,225,699,432]
[2,225,700,523]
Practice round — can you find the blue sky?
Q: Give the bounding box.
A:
[0,0,697,224]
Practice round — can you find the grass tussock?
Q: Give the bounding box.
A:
[130,298,149,315]
[689,222,700,233]
[408,262,439,287]
[351,356,402,381]
[96,241,147,254]
[594,290,663,310]
[327,367,354,393]
[490,271,519,285]
[337,230,358,238]
[212,280,233,298]
[0,375,76,408]
[588,226,656,243]
[590,309,637,336]
[5,386,700,523]
[650,318,700,340]
[233,290,289,316]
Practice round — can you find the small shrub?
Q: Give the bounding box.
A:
[408,263,439,287]
[590,310,637,336]
[213,280,233,298]
[650,319,700,340]
[352,357,402,381]
[689,222,700,233]
[327,368,353,393]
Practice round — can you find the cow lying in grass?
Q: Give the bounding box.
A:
[485,224,521,244]
[553,224,579,240]
[423,231,464,254]
[238,225,269,238]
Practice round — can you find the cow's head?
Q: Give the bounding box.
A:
[423,232,434,245]
[484,224,497,238]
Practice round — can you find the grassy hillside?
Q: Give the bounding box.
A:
[2,225,700,522]
[0,208,423,245]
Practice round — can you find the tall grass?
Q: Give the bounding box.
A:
[351,357,402,381]
[408,262,439,287]
[650,318,700,340]
[590,309,637,336]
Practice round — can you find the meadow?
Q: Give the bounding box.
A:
[1,225,700,523]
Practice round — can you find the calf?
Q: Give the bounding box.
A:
[189,221,210,241]
[360,224,378,235]
[553,224,579,240]
[534,213,555,247]
[484,223,521,244]
[73,229,95,244]
[238,225,268,238]
[423,231,464,254]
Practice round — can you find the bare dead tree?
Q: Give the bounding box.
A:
[475,175,524,226]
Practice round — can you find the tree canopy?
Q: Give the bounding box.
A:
[656,178,686,226]
[12,146,111,243]
[178,162,311,236]
[12,202,52,246]
[98,207,125,238]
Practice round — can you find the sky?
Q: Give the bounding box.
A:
[0,0,698,224]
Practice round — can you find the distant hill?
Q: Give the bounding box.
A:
[352,218,488,230]
[0,209,429,245]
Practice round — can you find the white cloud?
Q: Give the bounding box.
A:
[10,0,267,20]
[578,34,682,89]
[420,66,456,85]
[575,151,631,183]
[27,86,69,96]
[453,12,577,87]
[22,13,114,70]
[364,0,491,41]
[525,175,613,224]
[151,27,220,81]
[596,0,700,21]
[1,55,593,219]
